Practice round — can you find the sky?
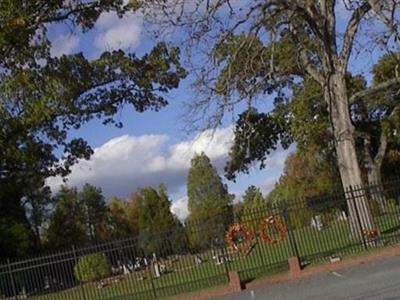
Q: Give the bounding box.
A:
[46,4,291,220]
[46,1,390,220]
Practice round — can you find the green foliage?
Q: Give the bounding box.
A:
[0,0,186,259]
[242,186,264,207]
[80,184,109,242]
[225,74,364,180]
[187,153,233,249]
[74,253,111,283]
[242,186,266,231]
[373,53,400,85]
[45,186,87,250]
[268,151,341,205]
[0,217,33,259]
[214,34,303,98]
[108,197,135,240]
[290,79,331,152]
[225,107,291,180]
[288,207,314,230]
[137,186,184,254]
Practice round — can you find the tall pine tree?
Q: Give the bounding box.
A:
[138,185,184,254]
[186,153,233,249]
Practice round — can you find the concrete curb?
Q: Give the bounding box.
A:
[172,244,400,300]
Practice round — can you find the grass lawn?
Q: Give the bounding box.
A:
[27,208,400,300]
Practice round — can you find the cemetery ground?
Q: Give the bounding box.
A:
[27,210,400,300]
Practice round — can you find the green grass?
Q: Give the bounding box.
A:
[28,207,400,300]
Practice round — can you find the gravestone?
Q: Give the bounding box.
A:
[311,215,323,231]
[154,263,161,278]
[195,255,203,265]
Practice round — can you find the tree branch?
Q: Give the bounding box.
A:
[299,50,324,85]
[374,130,388,166]
[349,77,400,104]
[340,2,371,69]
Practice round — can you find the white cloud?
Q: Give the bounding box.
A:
[170,197,189,221]
[47,127,234,198]
[95,12,142,51]
[50,34,80,57]
[47,126,291,220]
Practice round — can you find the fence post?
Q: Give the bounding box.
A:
[283,208,301,261]
[221,244,231,282]
[72,245,88,300]
[349,186,368,251]
[6,259,17,299]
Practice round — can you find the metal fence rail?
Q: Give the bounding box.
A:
[1,179,400,299]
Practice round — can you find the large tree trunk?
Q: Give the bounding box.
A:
[367,163,382,186]
[326,73,375,240]
[367,163,387,212]
[365,136,387,213]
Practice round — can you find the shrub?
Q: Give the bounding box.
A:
[74,253,110,282]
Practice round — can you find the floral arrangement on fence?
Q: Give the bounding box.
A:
[226,224,255,253]
[259,215,288,245]
[363,229,378,240]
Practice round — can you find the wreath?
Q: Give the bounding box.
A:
[226,224,255,253]
[259,215,288,245]
[363,229,378,240]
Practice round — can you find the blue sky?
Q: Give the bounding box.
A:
[46,8,290,220]
[46,1,390,220]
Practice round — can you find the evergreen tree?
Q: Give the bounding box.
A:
[138,186,183,254]
[186,153,233,249]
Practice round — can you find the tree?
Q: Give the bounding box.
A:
[242,186,264,208]
[137,186,184,254]
[186,153,233,249]
[267,151,343,228]
[354,53,400,185]
[45,186,87,250]
[80,184,110,243]
[242,186,266,231]
[0,0,186,257]
[108,197,135,240]
[24,183,52,251]
[143,0,400,233]
[267,151,341,206]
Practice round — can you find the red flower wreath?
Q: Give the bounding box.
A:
[363,229,378,240]
[259,215,288,245]
[226,224,255,253]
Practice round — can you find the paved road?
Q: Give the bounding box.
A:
[220,256,400,300]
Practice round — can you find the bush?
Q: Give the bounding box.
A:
[74,253,110,282]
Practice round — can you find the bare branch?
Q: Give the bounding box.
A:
[340,2,371,69]
[299,50,324,85]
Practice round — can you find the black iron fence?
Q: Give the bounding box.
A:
[1,179,400,299]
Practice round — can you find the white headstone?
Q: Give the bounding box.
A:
[154,263,161,278]
[123,265,130,275]
[311,215,323,231]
